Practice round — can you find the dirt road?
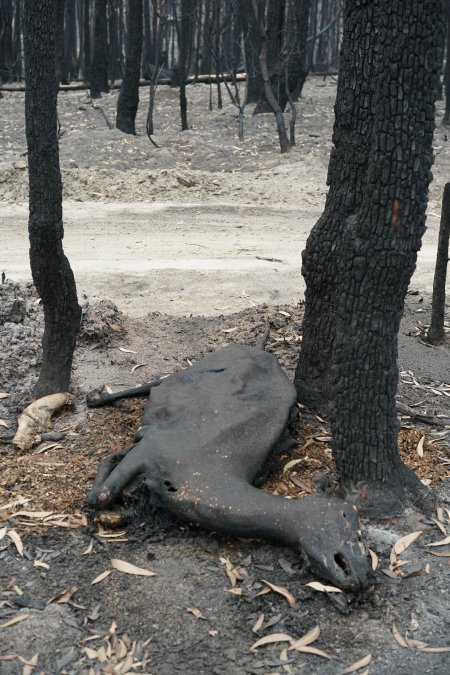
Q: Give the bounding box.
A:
[0,201,441,316]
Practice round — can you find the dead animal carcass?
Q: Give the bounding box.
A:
[87,342,368,590]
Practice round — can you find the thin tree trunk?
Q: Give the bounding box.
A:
[24,0,81,397]
[116,0,143,134]
[91,0,109,97]
[427,183,450,344]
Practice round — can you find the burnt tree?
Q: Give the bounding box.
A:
[91,0,109,97]
[24,0,81,397]
[295,0,444,515]
[116,0,143,134]
[427,183,450,344]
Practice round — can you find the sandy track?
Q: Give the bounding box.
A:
[0,200,440,316]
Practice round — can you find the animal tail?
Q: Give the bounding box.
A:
[256,326,270,350]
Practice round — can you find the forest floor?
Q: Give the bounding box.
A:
[0,78,449,675]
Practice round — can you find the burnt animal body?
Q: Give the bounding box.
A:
[87,342,369,590]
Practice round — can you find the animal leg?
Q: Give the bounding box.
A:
[86,379,161,408]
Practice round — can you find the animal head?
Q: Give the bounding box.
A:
[298,496,369,591]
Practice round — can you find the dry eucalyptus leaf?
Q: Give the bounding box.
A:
[111,559,156,576]
[252,613,264,633]
[305,581,342,593]
[431,517,447,535]
[416,435,425,457]
[261,580,296,608]
[425,534,450,547]
[118,346,137,354]
[0,419,10,428]
[393,531,423,555]
[82,540,94,555]
[426,550,450,557]
[340,653,372,673]
[6,529,23,557]
[131,363,147,373]
[209,630,218,637]
[222,327,238,333]
[186,607,206,620]
[418,646,450,653]
[368,548,379,571]
[283,458,304,474]
[0,613,29,628]
[227,587,244,596]
[294,645,332,659]
[91,570,112,585]
[0,393,10,399]
[0,527,7,540]
[289,625,320,650]
[250,633,293,651]
[48,586,78,604]
[392,624,408,647]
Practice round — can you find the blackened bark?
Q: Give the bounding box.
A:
[24,0,81,397]
[63,0,76,83]
[443,2,450,123]
[239,0,261,103]
[116,0,143,134]
[295,0,444,515]
[91,0,109,97]
[55,0,66,84]
[427,183,450,344]
[178,0,195,131]
[251,0,290,153]
[83,0,91,83]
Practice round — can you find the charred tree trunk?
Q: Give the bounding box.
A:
[91,0,109,97]
[83,0,91,83]
[177,0,194,131]
[63,0,77,83]
[427,183,450,344]
[116,0,143,134]
[295,0,444,516]
[251,0,290,153]
[24,0,82,397]
[55,0,66,84]
[443,1,450,124]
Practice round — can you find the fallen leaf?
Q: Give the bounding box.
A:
[261,580,296,608]
[118,346,137,354]
[22,652,39,675]
[48,586,78,604]
[0,527,6,540]
[293,645,332,659]
[392,624,408,647]
[91,570,112,585]
[111,559,156,576]
[252,613,264,633]
[250,633,293,651]
[131,363,147,373]
[6,529,23,556]
[431,517,447,535]
[418,646,450,653]
[0,393,10,399]
[0,419,10,428]
[416,435,425,457]
[393,531,423,555]
[82,539,94,555]
[209,629,218,636]
[186,607,206,620]
[425,534,450,547]
[305,581,342,593]
[222,327,238,333]
[426,550,450,557]
[283,458,305,474]
[33,560,49,570]
[340,653,372,673]
[368,548,379,571]
[289,625,320,649]
[226,587,244,596]
[0,613,29,628]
